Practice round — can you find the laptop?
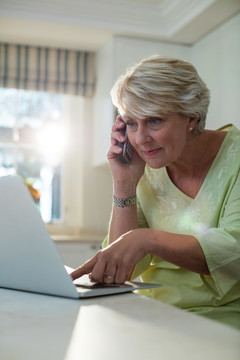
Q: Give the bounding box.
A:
[0,176,160,299]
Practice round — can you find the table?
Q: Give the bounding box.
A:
[0,287,239,360]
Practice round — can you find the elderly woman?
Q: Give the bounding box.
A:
[71,56,240,330]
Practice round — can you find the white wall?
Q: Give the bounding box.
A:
[58,95,113,235]
[92,39,116,167]
[81,99,113,233]
[112,36,190,80]
[190,12,240,130]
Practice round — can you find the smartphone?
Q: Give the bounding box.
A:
[117,122,133,164]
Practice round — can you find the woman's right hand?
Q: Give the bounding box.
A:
[107,116,145,193]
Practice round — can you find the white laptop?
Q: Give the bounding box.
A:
[0,176,160,299]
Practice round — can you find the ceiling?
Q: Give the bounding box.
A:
[0,0,240,50]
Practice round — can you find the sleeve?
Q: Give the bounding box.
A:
[137,197,149,229]
[196,169,240,298]
[101,235,109,249]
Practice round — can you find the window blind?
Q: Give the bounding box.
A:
[0,43,95,96]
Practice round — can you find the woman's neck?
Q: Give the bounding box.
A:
[166,129,227,198]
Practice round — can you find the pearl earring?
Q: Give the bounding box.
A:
[189,127,193,131]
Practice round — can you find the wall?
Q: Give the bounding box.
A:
[92,39,116,167]
[56,241,101,268]
[55,95,112,236]
[112,36,190,79]
[190,12,240,130]
[81,98,113,233]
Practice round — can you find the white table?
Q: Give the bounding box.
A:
[0,287,239,360]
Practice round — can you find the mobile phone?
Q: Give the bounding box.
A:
[117,123,133,164]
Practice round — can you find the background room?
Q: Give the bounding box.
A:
[0,0,240,268]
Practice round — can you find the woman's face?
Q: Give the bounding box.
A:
[123,113,191,169]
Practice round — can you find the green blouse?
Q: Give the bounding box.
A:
[104,125,240,330]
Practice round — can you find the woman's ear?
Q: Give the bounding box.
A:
[188,117,198,132]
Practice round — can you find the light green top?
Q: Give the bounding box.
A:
[104,125,240,330]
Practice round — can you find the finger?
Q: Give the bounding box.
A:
[103,263,117,284]
[126,265,135,281]
[111,131,126,146]
[103,274,115,284]
[113,259,127,284]
[111,123,126,144]
[70,256,98,280]
[113,116,125,129]
[90,255,107,283]
[114,267,127,284]
[107,144,123,160]
[114,264,135,284]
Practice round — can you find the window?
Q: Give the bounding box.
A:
[0,88,66,223]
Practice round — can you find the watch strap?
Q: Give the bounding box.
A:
[113,195,137,208]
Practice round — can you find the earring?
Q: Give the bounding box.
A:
[189,127,193,132]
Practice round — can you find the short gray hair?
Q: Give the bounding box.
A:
[111,55,210,133]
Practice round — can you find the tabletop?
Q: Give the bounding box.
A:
[0,287,239,360]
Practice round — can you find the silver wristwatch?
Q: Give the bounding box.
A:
[113,195,137,208]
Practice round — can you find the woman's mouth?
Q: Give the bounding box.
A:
[143,148,162,157]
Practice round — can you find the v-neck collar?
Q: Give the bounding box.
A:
[162,126,235,201]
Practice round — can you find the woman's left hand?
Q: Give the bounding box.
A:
[70,229,149,284]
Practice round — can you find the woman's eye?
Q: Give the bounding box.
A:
[126,122,137,130]
[148,118,162,128]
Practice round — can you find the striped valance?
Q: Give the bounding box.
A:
[0,43,95,97]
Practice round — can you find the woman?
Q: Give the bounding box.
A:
[71,56,240,329]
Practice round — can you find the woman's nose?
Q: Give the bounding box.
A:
[134,127,150,146]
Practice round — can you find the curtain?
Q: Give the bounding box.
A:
[0,43,95,97]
